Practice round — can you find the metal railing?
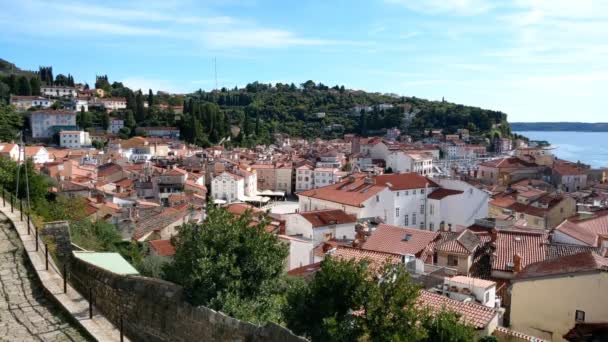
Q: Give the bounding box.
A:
[0,185,126,341]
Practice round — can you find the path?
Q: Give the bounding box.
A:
[0,213,90,342]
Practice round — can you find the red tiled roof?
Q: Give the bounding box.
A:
[297,175,385,207]
[479,157,537,169]
[148,239,176,257]
[363,224,438,257]
[484,229,549,272]
[374,173,438,190]
[287,262,322,277]
[428,188,463,200]
[418,290,497,329]
[515,251,608,280]
[299,209,356,228]
[331,246,401,268]
[554,210,608,246]
[436,230,480,255]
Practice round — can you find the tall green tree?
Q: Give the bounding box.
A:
[29,77,41,96]
[147,89,154,109]
[135,91,146,123]
[0,104,23,141]
[17,76,31,96]
[164,206,289,323]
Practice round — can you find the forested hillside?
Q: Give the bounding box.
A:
[0,59,513,147]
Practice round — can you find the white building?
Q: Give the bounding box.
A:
[441,140,467,159]
[70,98,89,112]
[30,110,77,138]
[0,143,20,161]
[100,98,127,111]
[211,172,244,204]
[110,119,124,134]
[313,168,339,188]
[23,146,51,164]
[59,130,92,149]
[295,164,314,192]
[370,141,434,175]
[425,178,489,232]
[298,173,486,231]
[40,86,77,98]
[285,209,357,244]
[9,96,52,110]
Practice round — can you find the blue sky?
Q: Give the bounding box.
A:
[1,0,607,122]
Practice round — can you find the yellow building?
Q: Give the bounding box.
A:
[510,252,608,342]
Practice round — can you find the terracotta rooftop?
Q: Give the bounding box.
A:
[515,251,608,280]
[436,230,481,255]
[554,210,608,246]
[479,157,537,169]
[418,290,497,330]
[330,246,401,268]
[299,209,356,228]
[148,239,176,257]
[428,188,464,200]
[363,224,438,257]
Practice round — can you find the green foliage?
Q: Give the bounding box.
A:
[29,77,41,96]
[421,310,476,342]
[285,257,475,342]
[0,104,24,141]
[17,76,31,96]
[163,206,289,324]
[70,219,122,251]
[479,336,499,342]
[34,195,87,222]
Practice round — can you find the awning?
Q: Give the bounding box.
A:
[238,195,271,203]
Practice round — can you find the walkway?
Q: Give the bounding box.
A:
[0,213,90,341]
[0,200,126,342]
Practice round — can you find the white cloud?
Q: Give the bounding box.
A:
[385,0,494,15]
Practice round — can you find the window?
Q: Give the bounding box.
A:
[396,191,400,197]
[429,223,434,230]
[420,204,425,214]
[412,213,417,225]
[396,208,400,217]
[413,189,417,195]
[420,222,424,229]
[405,190,409,196]
[560,207,564,213]
[404,215,409,226]
[430,204,434,215]
[575,310,585,322]
[376,195,380,202]
[421,189,425,194]
[447,255,458,266]
[484,292,489,303]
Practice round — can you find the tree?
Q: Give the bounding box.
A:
[29,77,41,96]
[285,257,475,342]
[117,127,131,139]
[147,89,154,109]
[17,76,31,96]
[101,112,110,131]
[135,92,146,123]
[421,310,476,342]
[0,104,23,141]
[124,110,136,130]
[163,206,289,323]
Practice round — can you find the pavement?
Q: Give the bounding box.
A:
[0,201,126,342]
[0,213,90,341]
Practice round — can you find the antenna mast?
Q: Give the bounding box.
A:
[214,57,218,90]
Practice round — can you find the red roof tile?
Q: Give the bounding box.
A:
[554,210,608,246]
[363,224,438,257]
[148,239,176,257]
[516,251,608,280]
[418,290,497,329]
[428,188,463,200]
[299,209,357,228]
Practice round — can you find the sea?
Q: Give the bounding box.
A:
[514,131,608,169]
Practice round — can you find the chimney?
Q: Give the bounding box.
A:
[513,253,522,273]
[490,228,498,243]
[447,223,452,232]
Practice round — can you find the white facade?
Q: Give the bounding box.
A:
[279,235,314,270]
[71,98,89,112]
[426,179,489,232]
[41,86,77,98]
[313,168,338,188]
[211,172,244,204]
[110,119,124,134]
[30,111,77,138]
[296,166,314,191]
[10,96,52,110]
[285,214,356,245]
[101,98,127,111]
[59,130,91,149]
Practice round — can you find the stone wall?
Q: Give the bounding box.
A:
[41,221,73,269]
[69,255,306,342]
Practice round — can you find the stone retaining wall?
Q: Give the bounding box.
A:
[69,250,305,342]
